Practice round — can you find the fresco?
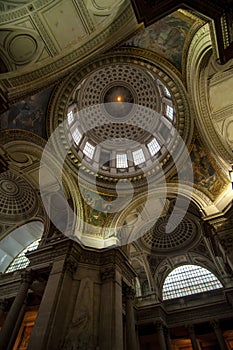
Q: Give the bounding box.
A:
[190,138,227,200]
[81,187,115,227]
[0,86,54,139]
[125,11,195,70]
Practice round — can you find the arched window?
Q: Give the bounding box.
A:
[5,239,40,273]
[162,264,223,300]
[142,280,150,296]
[0,221,44,273]
[135,277,142,297]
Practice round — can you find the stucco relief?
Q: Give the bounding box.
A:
[62,278,94,350]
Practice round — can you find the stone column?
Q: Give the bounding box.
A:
[187,324,200,350]
[164,327,173,350]
[125,286,137,350]
[135,325,140,350]
[0,270,33,350]
[0,299,6,320]
[155,321,167,350]
[7,299,27,350]
[27,258,77,350]
[99,267,123,350]
[211,320,228,350]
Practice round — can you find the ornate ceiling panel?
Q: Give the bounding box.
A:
[0,0,139,100]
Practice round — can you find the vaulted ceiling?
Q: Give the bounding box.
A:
[0,0,233,255]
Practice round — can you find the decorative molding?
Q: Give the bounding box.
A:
[64,257,78,276]
[100,266,116,282]
[47,48,193,189]
[0,3,137,100]
[29,12,58,56]
[186,24,233,168]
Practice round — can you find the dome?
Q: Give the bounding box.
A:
[0,171,37,221]
[47,51,192,191]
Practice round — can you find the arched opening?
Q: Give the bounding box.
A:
[0,221,44,273]
[162,264,223,301]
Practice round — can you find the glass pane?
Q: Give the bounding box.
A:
[162,264,223,300]
[147,138,160,156]
[132,149,145,165]
[67,111,74,125]
[116,153,128,168]
[166,105,174,120]
[83,141,95,159]
[5,239,40,273]
[72,128,82,145]
[164,86,171,97]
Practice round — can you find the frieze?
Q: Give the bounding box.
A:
[166,303,232,327]
[33,0,55,10]
[79,251,100,266]
[26,242,71,267]
[0,7,28,23]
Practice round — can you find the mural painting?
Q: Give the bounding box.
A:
[0,86,54,139]
[81,187,116,227]
[190,138,227,200]
[125,11,195,70]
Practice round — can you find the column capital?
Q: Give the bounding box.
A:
[125,285,135,300]
[64,257,78,276]
[210,319,220,329]
[21,269,34,285]
[100,266,115,282]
